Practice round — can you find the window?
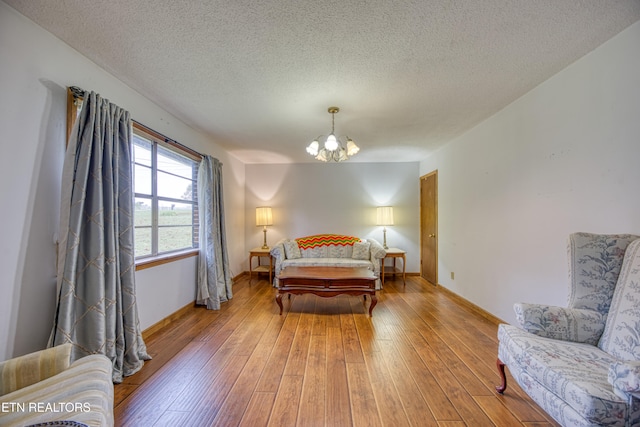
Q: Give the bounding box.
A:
[133,126,200,259]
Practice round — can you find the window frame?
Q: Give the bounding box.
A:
[132,123,201,261]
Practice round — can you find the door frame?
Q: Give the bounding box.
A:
[420,170,438,285]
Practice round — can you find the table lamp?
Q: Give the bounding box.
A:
[376,206,394,249]
[255,206,273,249]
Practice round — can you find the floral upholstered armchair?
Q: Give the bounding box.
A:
[497,232,640,426]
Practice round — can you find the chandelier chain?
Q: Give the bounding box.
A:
[332,111,335,134]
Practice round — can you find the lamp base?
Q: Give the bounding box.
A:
[383,228,389,249]
[262,227,269,250]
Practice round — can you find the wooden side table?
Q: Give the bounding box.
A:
[381,248,406,285]
[249,247,273,283]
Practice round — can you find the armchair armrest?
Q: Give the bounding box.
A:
[513,303,605,345]
[366,238,386,276]
[270,240,285,261]
[0,343,72,396]
[366,238,386,260]
[608,361,640,401]
[270,239,287,279]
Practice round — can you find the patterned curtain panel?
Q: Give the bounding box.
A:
[196,155,233,309]
[50,91,150,383]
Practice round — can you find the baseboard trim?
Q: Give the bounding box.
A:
[382,271,420,276]
[142,302,195,340]
[436,284,505,325]
[142,271,247,340]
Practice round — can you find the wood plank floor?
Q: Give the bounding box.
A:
[114,274,559,427]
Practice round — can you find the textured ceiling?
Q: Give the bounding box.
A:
[5,0,640,163]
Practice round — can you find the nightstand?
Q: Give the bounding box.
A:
[249,247,273,283]
[381,248,406,285]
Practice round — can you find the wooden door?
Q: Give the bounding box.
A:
[420,171,437,285]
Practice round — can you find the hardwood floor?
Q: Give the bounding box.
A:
[114,274,559,427]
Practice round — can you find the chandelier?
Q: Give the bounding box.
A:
[306,107,360,162]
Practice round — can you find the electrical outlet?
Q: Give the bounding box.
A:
[450,272,455,280]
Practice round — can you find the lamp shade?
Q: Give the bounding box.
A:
[306,140,319,156]
[376,206,394,226]
[346,139,359,156]
[256,206,273,226]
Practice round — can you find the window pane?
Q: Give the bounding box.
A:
[135,227,152,258]
[134,198,152,226]
[132,124,199,260]
[158,171,193,200]
[158,145,194,179]
[133,135,152,167]
[158,226,194,253]
[158,201,193,226]
[134,164,152,195]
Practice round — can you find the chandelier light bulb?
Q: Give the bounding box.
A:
[325,134,338,151]
[347,139,359,156]
[306,140,319,156]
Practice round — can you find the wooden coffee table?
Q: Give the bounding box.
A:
[276,266,378,316]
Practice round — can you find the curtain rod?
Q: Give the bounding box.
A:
[69,86,85,99]
[69,86,206,160]
[132,120,204,160]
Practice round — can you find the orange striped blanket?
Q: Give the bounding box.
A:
[296,234,360,250]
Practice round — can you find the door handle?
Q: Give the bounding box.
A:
[429,233,436,238]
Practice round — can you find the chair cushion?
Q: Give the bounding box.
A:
[498,324,627,425]
[281,258,372,269]
[352,241,371,260]
[0,344,72,396]
[598,238,640,360]
[283,240,301,259]
[513,303,605,345]
[568,233,639,314]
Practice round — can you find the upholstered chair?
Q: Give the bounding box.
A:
[0,343,113,426]
[497,232,640,427]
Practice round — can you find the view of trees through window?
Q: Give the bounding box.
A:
[133,130,199,258]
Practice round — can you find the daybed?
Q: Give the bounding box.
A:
[270,234,386,289]
[497,232,640,427]
[0,343,114,427]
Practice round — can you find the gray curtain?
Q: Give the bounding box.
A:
[50,91,150,383]
[197,155,233,309]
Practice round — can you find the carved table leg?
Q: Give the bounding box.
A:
[496,358,507,394]
[368,294,378,316]
[276,292,283,315]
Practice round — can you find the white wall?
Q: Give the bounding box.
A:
[135,258,198,329]
[0,2,246,360]
[420,21,640,325]
[245,162,420,272]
